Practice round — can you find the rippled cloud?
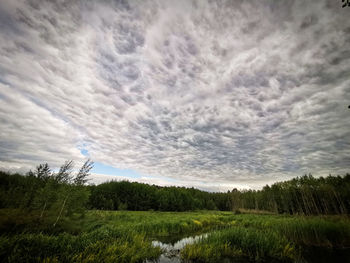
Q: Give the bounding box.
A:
[0,0,349,190]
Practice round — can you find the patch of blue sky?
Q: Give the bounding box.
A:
[80,148,141,178]
[80,149,89,156]
[92,161,141,179]
[79,148,181,182]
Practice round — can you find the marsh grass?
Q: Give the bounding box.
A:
[181,226,297,262]
[1,209,349,262]
[181,214,350,262]
[0,231,161,263]
[0,210,231,262]
[230,214,350,247]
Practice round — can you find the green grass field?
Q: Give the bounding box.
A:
[1,209,350,262]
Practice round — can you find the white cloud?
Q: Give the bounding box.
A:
[0,0,349,190]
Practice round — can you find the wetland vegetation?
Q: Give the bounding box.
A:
[1,210,349,262]
[0,162,349,262]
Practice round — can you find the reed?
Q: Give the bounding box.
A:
[1,209,349,262]
[181,226,297,262]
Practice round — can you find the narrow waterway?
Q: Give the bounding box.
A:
[149,233,209,263]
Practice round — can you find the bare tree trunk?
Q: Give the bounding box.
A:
[333,189,346,214]
[321,198,329,214]
[292,189,301,214]
[53,196,68,227]
[40,201,47,219]
[272,197,278,213]
[301,189,310,215]
[310,193,320,215]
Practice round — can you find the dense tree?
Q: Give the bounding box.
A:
[1,164,349,215]
[0,160,93,227]
[86,181,225,211]
[229,174,350,215]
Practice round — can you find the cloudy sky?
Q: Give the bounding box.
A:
[0,0,349,191]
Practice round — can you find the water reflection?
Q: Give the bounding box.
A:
[152,233,208,251]
[148,233,208,263]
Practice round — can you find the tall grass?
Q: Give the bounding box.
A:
[1,209,349,262]
[181,227,297,262]
[83,210,231,237]
[181,214,350,262]
[0,227,161,262]
[230,214,350,247]
[0,210,232,262]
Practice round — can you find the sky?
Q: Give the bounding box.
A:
[0,0,349,192]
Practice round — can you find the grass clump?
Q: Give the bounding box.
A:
[230,214,350,248]
[182,227,297,262]
[72,234,160,263]
[0,230,161,263]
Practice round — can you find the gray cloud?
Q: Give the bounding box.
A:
[0,0,349,190]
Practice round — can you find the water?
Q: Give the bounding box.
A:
[147,233,208,263]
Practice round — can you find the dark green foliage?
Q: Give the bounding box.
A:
[87,181,231,211]
[0,227,160,263]
[87,173,350,215]
[0,164,349,215]
[230,174,350,215]
[0,160,93,227]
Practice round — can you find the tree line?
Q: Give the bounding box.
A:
[88,181,230,211]
[0,160,349,215]
[230,173,350,215]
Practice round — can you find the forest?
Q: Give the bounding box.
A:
[1,160,349,216]
[88,173,350,215]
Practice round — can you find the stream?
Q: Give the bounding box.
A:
[148,233,208,263]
